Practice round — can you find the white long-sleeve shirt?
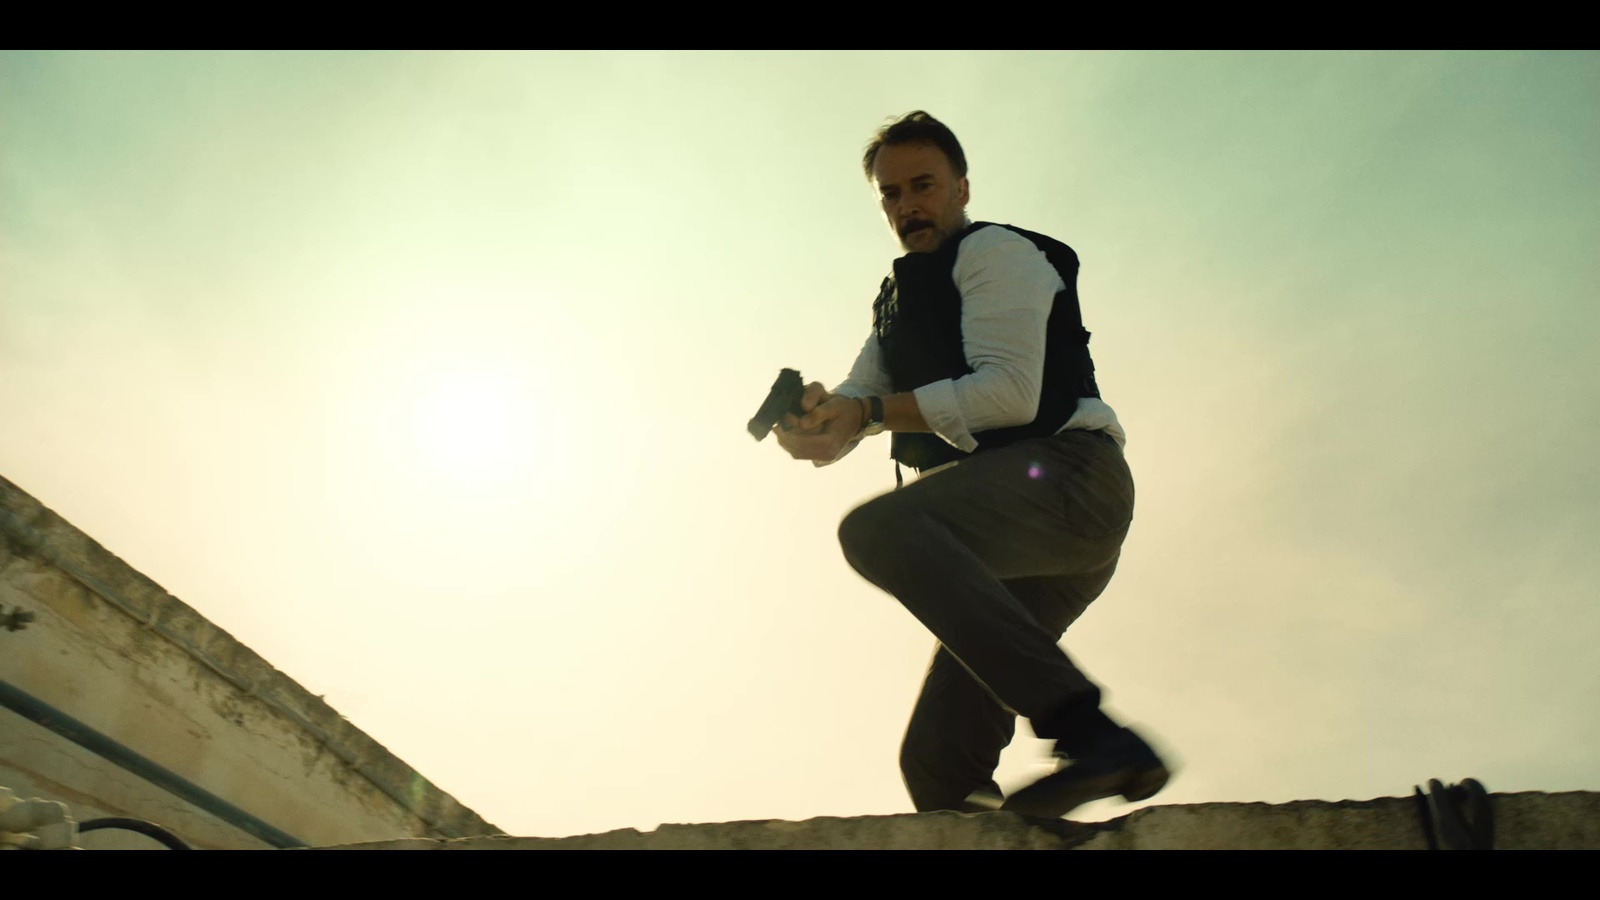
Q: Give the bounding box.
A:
[828,224,1125,467]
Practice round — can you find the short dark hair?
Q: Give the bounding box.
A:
[862,111,968,181]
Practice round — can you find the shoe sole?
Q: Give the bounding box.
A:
[1001,764,1171,818]
[1121,765,1170,803]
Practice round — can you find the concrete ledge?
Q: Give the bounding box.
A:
[321,810,1082,850]
[2,474,499,847]
[321,791,1599,850]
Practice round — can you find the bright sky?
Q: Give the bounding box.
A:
[3,50,1597,839]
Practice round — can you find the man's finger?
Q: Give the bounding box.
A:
[800,381,829,413]
[806,397,850,431]
[785,433,842,462]
[798,411,830,432]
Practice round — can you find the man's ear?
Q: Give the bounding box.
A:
[956,177,971,209]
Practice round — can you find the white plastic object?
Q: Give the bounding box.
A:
[0,786,78,850]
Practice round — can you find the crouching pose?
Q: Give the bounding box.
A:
[774,111,1170,817]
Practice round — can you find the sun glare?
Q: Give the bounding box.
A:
[411,370,535,480]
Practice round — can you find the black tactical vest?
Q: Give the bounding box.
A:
[872,222,1100,471]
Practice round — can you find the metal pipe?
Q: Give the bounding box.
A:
[0,678,307,849]
[0,504,472,839]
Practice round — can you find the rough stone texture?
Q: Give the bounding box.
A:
[323,792,1599,850]
[1,474,500,849]
[323,811,1085,850]
[1074,791,1597,850]
[1077,798,1429,850]
[1488,791,1600,850]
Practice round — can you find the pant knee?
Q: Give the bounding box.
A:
[838,499,894,574]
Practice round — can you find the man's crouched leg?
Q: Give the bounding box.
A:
[899,644,1018,811]
[838,434,1165,817]
[838,492,1015,811]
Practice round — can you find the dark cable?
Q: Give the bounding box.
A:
[0,679,306,847]
[78,817,192,850]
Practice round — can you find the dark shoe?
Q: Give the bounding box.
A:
[1416,778,1494,850]
[1000,727,1169,818]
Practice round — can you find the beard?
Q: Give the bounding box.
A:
[897,217,950,253]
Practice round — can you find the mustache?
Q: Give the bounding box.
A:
[898,219,935,238]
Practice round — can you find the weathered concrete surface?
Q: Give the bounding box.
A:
[1074,791,1598,849]
[323,791,1599,850]
[323,811,1084,850]
[1,474,499,849]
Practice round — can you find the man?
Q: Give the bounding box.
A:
[774,111,1170,817]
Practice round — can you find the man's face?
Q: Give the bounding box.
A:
[871,141,971,254]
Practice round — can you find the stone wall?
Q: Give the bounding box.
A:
[323,791,1599,850]
[0,474,498,849]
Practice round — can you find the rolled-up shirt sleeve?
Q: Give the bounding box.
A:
[811,332,895,467]
[831,332,894,400]
[912,226,1065,453]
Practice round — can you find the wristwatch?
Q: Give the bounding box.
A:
[859,395,886,437]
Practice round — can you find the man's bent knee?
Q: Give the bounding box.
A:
[837,496,901,576]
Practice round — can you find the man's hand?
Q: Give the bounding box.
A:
[773,383,865,462]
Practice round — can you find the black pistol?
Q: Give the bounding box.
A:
[748,368,806,441]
